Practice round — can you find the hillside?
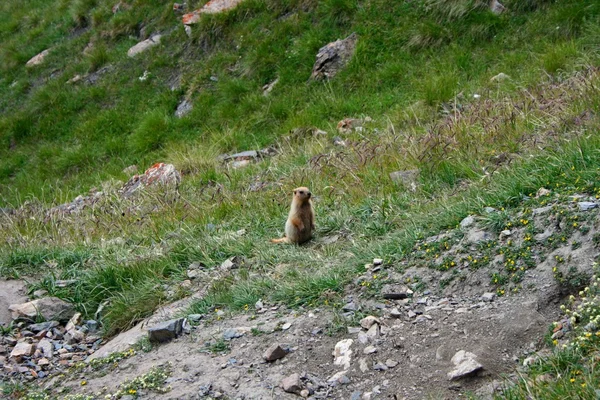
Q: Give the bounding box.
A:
[1,0,600,399]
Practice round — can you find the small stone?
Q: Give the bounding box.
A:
[357,332,369,345]
[327,370,350,385]
[578,202,598,211]
[481,292,496,302]
[281,373,302,394]
[188,314,203,322]
[343,302,358,312]
[460,215,475,228]
[148,318,186,343]
[187,269,201,279]
[255,299,264,310]
[489,0,505,14]
[365,324,379,339]
[385,359,398,368]
[220,257,238,270]
[536,188,551,197]
[28,321,59,333]
[407,310,417,318]
[127,34,162,57]
[262,78,279,96]
[223,327,250,340]
[333,136,347,146]
[332,339,353,370]
[85,320,99,332]
[32,289,48,298]
[281,322,292,331]
[263,344,287,362]
[37,358,50,367]
[36,339,53,358]
[490,72,510,82]
[373,362,388,371]
[359,358,369,373]
[381,284,409,300]
[389,308,402,318]
[26,49,51,67]
[360,316,380,330]
[175,99,193,118]
[363,345,377,355]
[65,312,82,332]
[65,329,85,344]
[373,258,383,266]
[10,342,34,359]
[300,389,310,398]
[311,33,358,80]
[347,327,361,334]
[499,230,512,239]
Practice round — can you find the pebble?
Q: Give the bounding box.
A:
[481,292,496,302]
[281,373,302,394]
[578,201,598,211]
[363,346,377,355]
[263,344,287,362]
[373,362,388,371]
[360,316,380,329]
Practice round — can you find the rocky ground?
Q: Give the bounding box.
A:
[2,188,599,399]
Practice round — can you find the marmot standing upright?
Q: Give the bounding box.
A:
[271,187,315,244]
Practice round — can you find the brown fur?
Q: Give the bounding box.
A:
[271,187,315,244]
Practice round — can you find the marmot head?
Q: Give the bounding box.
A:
[293,187,311,201]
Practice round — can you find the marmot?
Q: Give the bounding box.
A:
[271,187,315,244]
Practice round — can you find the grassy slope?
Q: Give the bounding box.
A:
[0,0,598,203]
[1,0,600,397]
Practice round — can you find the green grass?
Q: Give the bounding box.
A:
[0,0,599,204]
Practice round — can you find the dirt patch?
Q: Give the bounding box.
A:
[46,289,556,400]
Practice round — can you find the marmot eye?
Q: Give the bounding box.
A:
[299,191,304,194]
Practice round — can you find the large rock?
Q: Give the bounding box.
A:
[127,35,162,57]
[311,33,358,80]
[447,350,483,380]
[183,0,246,25]
[120,163,181,198]
[26,49,51,67]
[9,297,75,322]
[148,318,186,343]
